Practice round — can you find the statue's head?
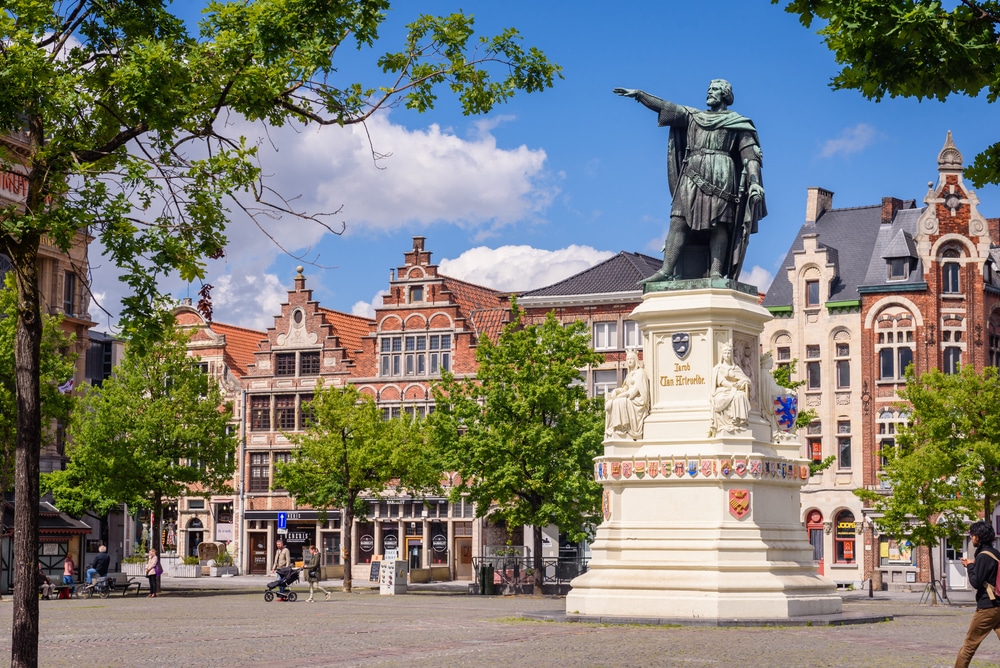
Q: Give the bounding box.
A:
[721,342,733,359]
[625,349,639,366]
[707,79,734,107]
[761,351,773,369]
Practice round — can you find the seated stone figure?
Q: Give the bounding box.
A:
[605,349,650,440]
[709,343,751,436]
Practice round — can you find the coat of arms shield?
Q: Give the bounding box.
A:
[729,489,750,519]
[672,332,691,360]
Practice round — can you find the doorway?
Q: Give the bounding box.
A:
[806,509,824,575]
[406,539,423,570]
[187,518,204,559]
[249,533,268,575]
[946,537,968,590]
[454,537,472,579]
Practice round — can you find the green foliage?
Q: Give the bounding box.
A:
[775,0,1000,187]
[273,382,440,591]
[44,328,236,521]
[0,273,76,494]
[181,555,201,566]
[855,365,1000,557]
[431,301,605,548]
[771,357,826,475]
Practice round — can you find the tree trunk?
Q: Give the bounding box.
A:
[927,543,938,606]
[532,524,543,591]
[342,503,353,593]
[152,494,162,553]
[11,236,42,668]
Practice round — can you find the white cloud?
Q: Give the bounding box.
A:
[740,265,773,292]
[88,111,556,330]
[439,244,615,292]
[819,123,878,159]
[352,290,389,319]
[209,272,287,331]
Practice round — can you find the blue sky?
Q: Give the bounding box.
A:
[90,1,1000,331]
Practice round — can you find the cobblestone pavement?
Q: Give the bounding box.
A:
[3,579,1000,668]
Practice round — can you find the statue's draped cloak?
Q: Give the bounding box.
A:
[661,107,767,234]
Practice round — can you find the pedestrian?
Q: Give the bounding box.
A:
[305,545,331,602]
[145,548,161,598]
[272,538,291,594]
[956,520,1000,667]
[62,554,75,595]
[36,562,54,600]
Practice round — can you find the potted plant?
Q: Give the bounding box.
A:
[175,555,201,578]
[121,542,148,577]
[208,549,239,577]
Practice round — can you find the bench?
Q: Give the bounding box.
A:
[118,577,143,597]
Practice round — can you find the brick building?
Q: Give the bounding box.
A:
[761,133,1000,590]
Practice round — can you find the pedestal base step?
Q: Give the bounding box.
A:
[523,610,892,627]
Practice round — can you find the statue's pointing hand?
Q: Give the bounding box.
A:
[613,88,639,98]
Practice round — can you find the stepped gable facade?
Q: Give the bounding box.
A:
[761,132,1000,591]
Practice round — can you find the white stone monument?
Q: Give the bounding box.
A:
[566,285,842,620]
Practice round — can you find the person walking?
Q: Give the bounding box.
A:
[62,554,76,595]
[305,545,331,602]
[145,548,162,598]
[272,539,291,594]
[956,521,1000,667]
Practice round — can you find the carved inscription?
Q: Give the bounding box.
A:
[660,362,707,387]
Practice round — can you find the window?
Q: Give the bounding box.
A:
[876,315,914,381]
[877,409,908,472]
[428,334,450,374]
[837,421,851,470]
[249,453,269,492]
[299,351,320,375]
[623,321,642,349]
[250,396,270,431]
[834,510,856,564]
[63,271,76,316]
[991,323,1000,367]
[593,322,618,350]
[275,395,296,430]
[806,361,821,390]
[275,353,296,376]
[806,345,820,359]
[942,249,961,294]
[835,343,850,389]
[593,369,618,397]
[805,280,820,307]
[944,347,962,374]
[187,498,205,510]
[776,346,791,362]
[888,258,908,281]
[410,286,423,302]
[272,452,291,484]
[382,334,449,377]
[299,394,314,430]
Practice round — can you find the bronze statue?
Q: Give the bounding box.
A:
[614,80,766,282]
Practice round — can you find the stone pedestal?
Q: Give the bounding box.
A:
[566,284,841,620]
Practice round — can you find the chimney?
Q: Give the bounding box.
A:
[881,197,904,226]
[805,187,834,223]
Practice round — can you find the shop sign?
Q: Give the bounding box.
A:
[432,535,447,552]
[216,523,233,542]
[360,535,374,552]
[383,534,399,551]
[836,521,856,539]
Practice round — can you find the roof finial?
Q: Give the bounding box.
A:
[937,130,963,171]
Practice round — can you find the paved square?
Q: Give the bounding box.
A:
[2,582,1000,667]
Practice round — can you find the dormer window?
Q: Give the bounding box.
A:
[888,258,908,281]
[410,286,423,303]
[805,280,820,308]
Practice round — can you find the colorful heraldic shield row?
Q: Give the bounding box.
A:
[594,457,809,482]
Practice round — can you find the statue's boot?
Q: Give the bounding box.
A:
[639,267,676,285]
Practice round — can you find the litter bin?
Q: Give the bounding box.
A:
[480,564,495,595]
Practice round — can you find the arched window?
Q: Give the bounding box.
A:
[941,248,961,294]
[835,510,856,564]
[875,310,914,381]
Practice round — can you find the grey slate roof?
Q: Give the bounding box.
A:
[520,251,662,297]
[861,207,925,287]
[762,201,921,308]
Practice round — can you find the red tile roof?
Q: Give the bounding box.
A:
[440,276,507,342]
[211,322,266,378]
[318,308,375,353]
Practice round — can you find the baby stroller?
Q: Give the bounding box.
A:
[264,567,300,602]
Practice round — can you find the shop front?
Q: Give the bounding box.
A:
[243,509,342,574]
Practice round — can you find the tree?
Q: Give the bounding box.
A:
[0,273,75,502]
[855,365,1000,603]
[273,383,441,593]
[431,302,605,590]
[1,2,558,662]
[44,329,236,560]
[774,0,1000,187]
